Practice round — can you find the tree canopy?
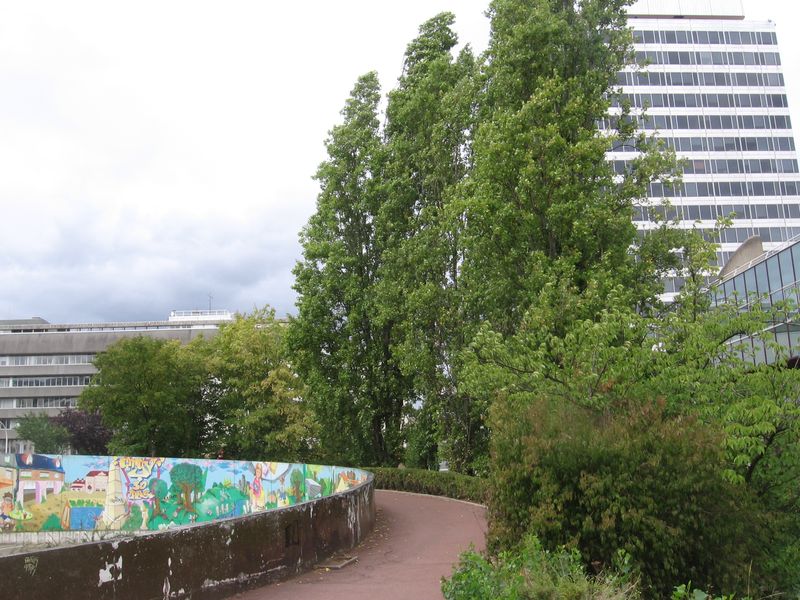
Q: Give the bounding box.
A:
[80,308,314,461]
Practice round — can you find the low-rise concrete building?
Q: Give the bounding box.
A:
[0,310,233,453]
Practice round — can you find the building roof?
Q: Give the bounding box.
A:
[716,234,800,284]
[0,310,233,334]
[628,0,745,19]
[85,470,108,477]
[0,318,50,326]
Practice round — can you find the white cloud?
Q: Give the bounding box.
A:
[0,0,797,323]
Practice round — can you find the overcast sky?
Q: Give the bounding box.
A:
[0,1,797,323]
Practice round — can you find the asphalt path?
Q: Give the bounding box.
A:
[231,489,487,600]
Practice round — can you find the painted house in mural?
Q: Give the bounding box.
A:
[81,470,108,492]
[0,452,65,503]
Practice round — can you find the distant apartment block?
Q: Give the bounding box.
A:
[0,310,233,453]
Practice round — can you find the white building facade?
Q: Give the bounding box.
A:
[612,0,800,299]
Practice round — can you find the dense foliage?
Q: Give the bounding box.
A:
[443,534,638,600]
[15,413,70,454]
[289,0,678,474]
[52,409,112,455]
[369,467,487,504]
[80,308,315,460]
[287,73,413,467]
[15,409,111,455]
[291,0,800,596]
[204,307,315,462]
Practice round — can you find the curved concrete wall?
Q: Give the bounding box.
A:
[0,476,374,600]
[0,454,375,599]
[1,454,369,535]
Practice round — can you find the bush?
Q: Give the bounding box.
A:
[368,467,487,504]
[489,397,770,598]
[442,533,638,600]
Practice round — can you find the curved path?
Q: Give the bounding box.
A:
[232,489,487,600]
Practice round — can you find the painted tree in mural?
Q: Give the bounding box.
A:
[149,478,168,520]
[290,468,304,502]
[169,463,205,513]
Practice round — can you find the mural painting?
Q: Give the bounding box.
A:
[0,453,368,535]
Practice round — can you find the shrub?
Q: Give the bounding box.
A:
[442,533,638,600]
[368,467,487,504]
[489,397,769,598]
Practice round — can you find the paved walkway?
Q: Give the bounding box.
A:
[232,490,487,600]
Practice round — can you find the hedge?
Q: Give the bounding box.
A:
[367,467,487,504]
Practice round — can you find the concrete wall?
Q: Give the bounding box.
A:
[1,454,369,536]
[0,476,374,600]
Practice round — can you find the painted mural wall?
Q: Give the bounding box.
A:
[0,453,369,534]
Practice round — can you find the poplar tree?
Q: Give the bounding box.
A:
[461,0,671,336]
[289,73,411,466]
[376,14,482,471]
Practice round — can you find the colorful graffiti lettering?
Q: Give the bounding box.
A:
[111,456,165,479]
[0,453,368,535]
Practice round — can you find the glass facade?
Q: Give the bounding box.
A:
[614,12,800,301]
[712,237,800,364]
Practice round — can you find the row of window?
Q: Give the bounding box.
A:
[617,92,789,109]
[628,114,793,131]
[633,29,777,46]
[705,226,789,244]
[686,158,798,175]
[616,70,785,88]
[0,354,95,367]
[0,375,92,388]
[638,225,796,244]
[648,180,800,199]
[635,50,781,67]
[0,397,78,409]
[611,136,796,153]
[633,203,800,222]
[614,158,799,176]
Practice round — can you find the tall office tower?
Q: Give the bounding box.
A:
[610,0,800,300]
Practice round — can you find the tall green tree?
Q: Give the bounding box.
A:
[205,308,315,462]
[289,73,412,466]
[376,13,482,471]
[460,0,673,337]
[79,336,211,457]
